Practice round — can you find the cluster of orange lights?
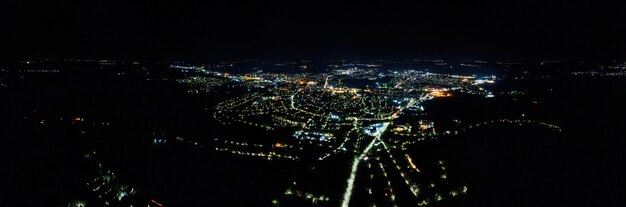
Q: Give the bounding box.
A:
[149,199,165,207]
[329,88,359,94]
[429,91,452,98]
[243,76,261,81]
[294,80,317,85]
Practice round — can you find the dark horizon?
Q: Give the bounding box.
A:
[2,0,626,60]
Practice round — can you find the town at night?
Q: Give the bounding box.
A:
[1,0,625,207]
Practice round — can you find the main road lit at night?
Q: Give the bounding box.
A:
[341,122,390,207]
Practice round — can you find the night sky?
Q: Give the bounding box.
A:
[2,0,625,60]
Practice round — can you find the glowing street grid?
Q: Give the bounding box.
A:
[172,65,563,207]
